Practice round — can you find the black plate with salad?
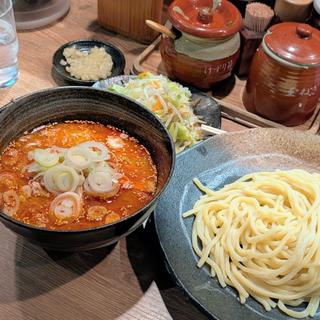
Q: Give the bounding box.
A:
[92,73,221,153]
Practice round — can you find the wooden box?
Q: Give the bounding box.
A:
[98,0,164,44]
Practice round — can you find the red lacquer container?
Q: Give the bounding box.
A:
[160,0,243,89]
[243,23,320,126]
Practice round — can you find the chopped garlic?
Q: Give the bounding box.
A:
[60,46,113,81]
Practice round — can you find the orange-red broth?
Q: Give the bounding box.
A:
[0,121,157,230]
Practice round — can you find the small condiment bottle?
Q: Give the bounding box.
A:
[274,0,313,22]
[235,2,274,77]
[242,23,320,126]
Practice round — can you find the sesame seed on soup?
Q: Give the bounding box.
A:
[0,121,157,230]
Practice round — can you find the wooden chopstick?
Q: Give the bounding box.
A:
[201,124,227,135]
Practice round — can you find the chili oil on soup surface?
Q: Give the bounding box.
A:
[0,121,157,230]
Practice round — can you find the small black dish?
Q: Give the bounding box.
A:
[52,39,126,86]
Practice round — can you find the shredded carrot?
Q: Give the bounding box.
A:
[152,98,162,112]
[139,72,148,78]
[152,80,160,88]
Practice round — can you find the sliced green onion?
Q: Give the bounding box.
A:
[87,171,113,193]
[87,206,108,221]
[44,164,80,193]
[50,146,67,160]
[49,192,81,223]
[34,148,59,168]
[78,141,109,162]
[65,146,92,170]
[84,169,119,198]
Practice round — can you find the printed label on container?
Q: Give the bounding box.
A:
[286,85,318,97]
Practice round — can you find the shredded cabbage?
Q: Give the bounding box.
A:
[108,72,203,153]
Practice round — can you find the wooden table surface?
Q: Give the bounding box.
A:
[0,1,245,319]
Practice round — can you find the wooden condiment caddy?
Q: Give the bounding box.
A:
[98,0,164,43]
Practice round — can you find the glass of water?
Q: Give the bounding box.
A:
[0,0,18,88]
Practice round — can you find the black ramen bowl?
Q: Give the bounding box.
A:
[0,87,175,251]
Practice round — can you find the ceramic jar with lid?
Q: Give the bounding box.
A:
[242,23,320,126]
[160,0,242,89]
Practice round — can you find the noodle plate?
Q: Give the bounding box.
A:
[183,170,320,318]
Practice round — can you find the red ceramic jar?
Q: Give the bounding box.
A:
[160,37,240,89]
[243,23,320,126]
[160,0,242,90]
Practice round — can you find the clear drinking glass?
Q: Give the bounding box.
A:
[0,0,19,88]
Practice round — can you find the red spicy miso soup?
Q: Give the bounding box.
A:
[0,121,157,230]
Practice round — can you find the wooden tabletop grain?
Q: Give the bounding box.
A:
[0,1,244,319]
